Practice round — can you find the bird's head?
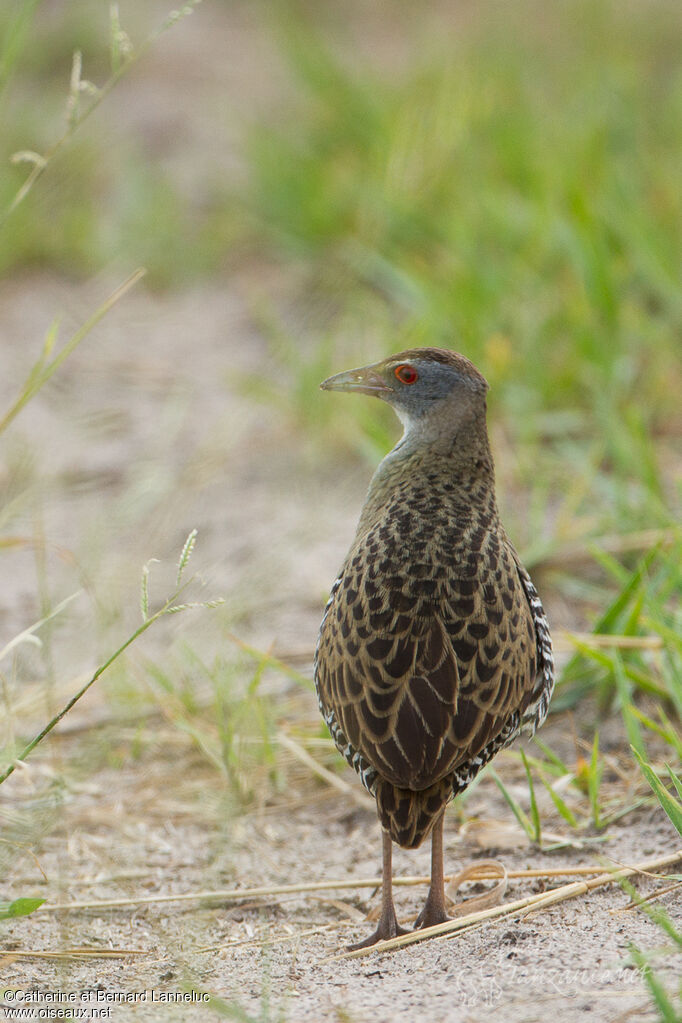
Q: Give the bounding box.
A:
[320,348,489,439]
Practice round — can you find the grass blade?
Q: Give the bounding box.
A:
[588,732,603,830]
[0,897,45,921]
[537,770,580,829]
[0,269,146,438]
[632,749,682,838]
[629,945,680,1023]
[521,750,542,843]
[612,653,645,759]
[489,768,533,841]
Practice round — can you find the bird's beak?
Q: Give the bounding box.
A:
[320,365,392,397]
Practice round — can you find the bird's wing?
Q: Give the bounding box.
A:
[315,573,458,790]
[315,530,541,791]
[438,532,539,764]
[508,544,555,733]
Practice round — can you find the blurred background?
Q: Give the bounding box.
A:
[0,0,680,1015]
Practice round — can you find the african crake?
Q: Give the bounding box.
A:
[314,348,554,949]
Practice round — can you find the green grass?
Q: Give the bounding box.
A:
[247,3,682,366]
[630,943,682,1023]
[240,1,681,545]
[0,895,44,921]
[0,0,232,285]
[0,529,223,788]
[557,539,682,713]
[141,646,282,805]
[625,888,682,1023]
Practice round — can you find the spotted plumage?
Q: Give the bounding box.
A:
[314,348,554,947]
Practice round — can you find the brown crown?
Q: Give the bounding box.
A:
[385,348,488,389]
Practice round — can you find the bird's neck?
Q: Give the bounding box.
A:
[357,417,497,536]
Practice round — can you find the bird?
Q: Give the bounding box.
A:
[314,348,554,949]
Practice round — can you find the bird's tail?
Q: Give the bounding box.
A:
[374,775,452,849]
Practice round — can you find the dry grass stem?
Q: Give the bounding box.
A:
[611,880,682,913]
[194,922,345,954]
[275,731,368,803]
[0,947,149,961]
[0,839,48,882]
[37,857,679,915]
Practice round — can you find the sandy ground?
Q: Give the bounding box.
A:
[1,3,681,1021]
[1,714,680,1023]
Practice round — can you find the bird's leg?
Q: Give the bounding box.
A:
[347,829,407,950]
[414,811,450,929]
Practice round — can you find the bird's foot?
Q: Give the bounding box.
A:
[413,895,450,930]
[347,908,408,951]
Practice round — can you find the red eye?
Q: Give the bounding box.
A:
[394,364,419,385]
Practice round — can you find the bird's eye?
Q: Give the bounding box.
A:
[394,364,419,385]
